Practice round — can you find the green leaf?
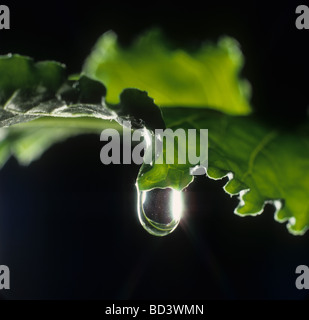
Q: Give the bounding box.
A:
[84,30,309,234]
[0,54,161,166]
[83,29,251,115]
[0,54,113,165]
[0,117,120,167]
[137,108,309,235]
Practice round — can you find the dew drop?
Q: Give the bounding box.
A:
[137,187,184,236]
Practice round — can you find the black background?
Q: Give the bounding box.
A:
[0,0,309,299]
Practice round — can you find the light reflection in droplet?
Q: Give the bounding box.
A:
[137,186,184,236]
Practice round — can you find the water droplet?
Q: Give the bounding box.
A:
[137,187,184,236]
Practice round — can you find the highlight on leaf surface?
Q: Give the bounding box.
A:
[83,29,251,115]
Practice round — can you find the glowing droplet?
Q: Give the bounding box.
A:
[137,187,183,236]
